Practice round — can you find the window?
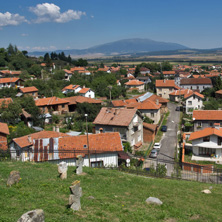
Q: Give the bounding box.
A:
[159,94,162,97]
[151,113,154,118]
[198,122,202,127]
[188,101,192,105]
[62,104,65,108]
[209,122,213,127]
[91,161,103,168]
[159,88,162,92]
[199,147,215,155]
[203,136,210,142]
[198,98,200,102]
[218,137,222,145]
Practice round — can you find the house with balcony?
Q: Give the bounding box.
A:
[93,107,143,147]
[193,110,222,131]
[189,124,222,162]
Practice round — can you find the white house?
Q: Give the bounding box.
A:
[79,88,95,98]
[189,124,222,162]
[180,78,212,92]
[0,78,23,89]
[184,91,204,114]
[62,84,82,94]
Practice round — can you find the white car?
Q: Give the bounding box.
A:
[153,142,161,149]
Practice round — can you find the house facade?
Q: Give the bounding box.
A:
[180,78,212,92]
[184,92,204,114]
[189,125,222,162]
[124,80,145,92]
[19,86,38,99]
[79,88,95,98]
[193,110,222,131]
[93,107,143,147]
[0,78,22,89]
[156,79,180,99]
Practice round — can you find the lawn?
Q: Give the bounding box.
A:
[0,161,222,222]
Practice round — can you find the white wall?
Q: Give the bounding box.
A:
[186,96,203,114]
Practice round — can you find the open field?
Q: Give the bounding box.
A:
[1,161,222,221]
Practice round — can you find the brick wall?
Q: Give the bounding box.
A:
[143,128,155,143]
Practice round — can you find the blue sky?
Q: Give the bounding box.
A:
[1,0,222,51]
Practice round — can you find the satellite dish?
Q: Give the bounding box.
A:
[126,159,130,163]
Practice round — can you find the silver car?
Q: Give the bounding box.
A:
[149,149,159,158]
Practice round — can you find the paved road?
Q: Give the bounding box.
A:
[143,103,180,175]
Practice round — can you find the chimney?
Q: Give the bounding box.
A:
[53,126,56,132]
[156,99,159,105]
[163,79,166,83]
[55,126,60,132]
[28,135,32,143]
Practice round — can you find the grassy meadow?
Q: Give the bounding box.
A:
[0,161,222,222]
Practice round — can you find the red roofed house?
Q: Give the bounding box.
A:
[0,123,9,151]
[124,80,145,92]
[156,79,180,99]
[93,107,143,148]
[0,97,13,109]
[162,71,176,78]
[169,89,193,102]
[57,132,123,167]
[193,110,222,132]
[188,124,222,162]
[10,131,69,161]
[19,86,38,99]
[184,91,204,114]
[79,87,95,98]
[143,123,158,143]
[215,90,222,99]
[180,78,212,92]
[0,78,23,89]
[35,97,69,114]
[62,84,81,94]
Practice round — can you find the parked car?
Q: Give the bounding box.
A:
[153,142,161,149]
[161,125,167,132]
[176,106,180,111]
[149,149,159,158]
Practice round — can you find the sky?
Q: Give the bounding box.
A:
[1,0,222,52]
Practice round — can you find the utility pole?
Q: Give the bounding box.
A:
[85,114,90,167]
[108,85,112,105]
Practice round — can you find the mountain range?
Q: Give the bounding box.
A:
[29,38,189,57]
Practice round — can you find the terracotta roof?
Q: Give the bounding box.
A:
[216,90,222,95]
[143,122,158,132]
[62,84,80,91]
[193,110,222,121]
[79,88,90,94]
[180,78,212,85]
[192,75,205,79]
[125,80,144,86]
[112,100,127,107]
[0,97,13,108]
[156,80,179,88]
[64,96,102,105]
[98,67,109,72]
[0,78,20,83]
[58,132,123,159]
[35,97,69,107]
[70,67,85,72]
[22,109,31,118]
[169,89,193,96]
[0,70,21,75]
[137,100,161,110]
[184,91,204,99]
[189,127,222,141]
[162,71,176,75]
[63,69,73,74]
[0,122,9,135]
[93,107,137,126]
[20,86,38,93]
[147,94,169,103]
[13,131,69,148]
[125,98,137,104]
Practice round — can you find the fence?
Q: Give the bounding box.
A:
[1,149,222,184]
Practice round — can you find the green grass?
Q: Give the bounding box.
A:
[1,161,222,222]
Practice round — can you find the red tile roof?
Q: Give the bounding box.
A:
[143,122,157,132]
[62,84,80,91]
[13,131,69,148]
[137,100,161,110]
[0,78,20,83]
[0,97,13,108]
[58,132,123,159]
[93,107,137,126]
[35,97,69,107]
[125,80,144,86]
[189,127,222,141]
[170,89,193,96]
[0,122,9,135]
[184,91,204,99]
[156,80,179,89]
[216,90,222,95]
[20,86,38,93]
[79,88,90,94]
[64,96,102,105]
[146,94,169,103]
[0,70,21,75]
[63,69,73,74]
[162,71,176,75]
[70,67,85,72]
[180,78,212,85]
[193,110,222,121]
[112,100,127,107]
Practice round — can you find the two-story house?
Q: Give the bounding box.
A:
[19,86,38,99]
[93,107,143,147]
[189,124,222,162]
[156,79,180,99]
[193,110,222,131]
[180,78,212,92]
[184,91,204,114]
[124,80,145,92]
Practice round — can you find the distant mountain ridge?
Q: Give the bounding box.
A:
[29,38,189,57]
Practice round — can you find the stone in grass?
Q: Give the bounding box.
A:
[58,161,68,180]
[17,209,44,222]
[69,180,82,211]
[146,197,163,205]
[88,196,95,200]
[7,171,20,187]
[201,189,211,194]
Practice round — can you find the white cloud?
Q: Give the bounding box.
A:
[29,3,86,23]
[0,12,27,27]
[91,15,94,19]
[31,45,57,51]
[21,33,28,37]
